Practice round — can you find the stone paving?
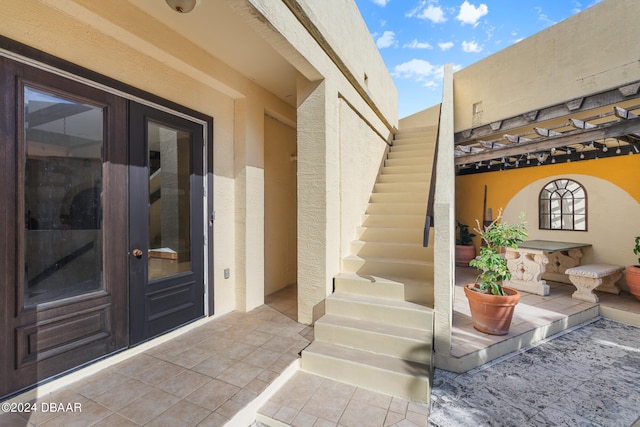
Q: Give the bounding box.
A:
[429,318,640,427]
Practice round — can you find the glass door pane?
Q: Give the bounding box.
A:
[147,121,192,280]
[23,86,104,306]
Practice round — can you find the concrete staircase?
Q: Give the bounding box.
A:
[300,126,437,403]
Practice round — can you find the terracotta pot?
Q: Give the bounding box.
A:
[463,284,520,335]
[455,244,476,267]
[626,265,640,301]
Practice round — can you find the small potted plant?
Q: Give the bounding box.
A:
[455,221,476,267]
[626,236,640,301]
[465,209,528,335]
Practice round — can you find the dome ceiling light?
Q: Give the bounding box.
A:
[165,0,197,13]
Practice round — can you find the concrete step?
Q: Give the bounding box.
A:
[326,292,433,328]
[342,255,434,279]
[360,214,425,228]
[355,226,423,243]
[373,182,428,194]
[393,126,438,140]
[350,239,433,260]
[369,192,428,203]
[334,272,407,300]
[377,172,430,183]
[385,156,433,167]
[333,273,434,307]
[388,148,434,160]
[314,314,431,363]
[391,140,436,151]
[364,202,426,215]
[380,164,427,175]
[300,341,430,402]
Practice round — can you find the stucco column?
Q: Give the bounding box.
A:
[296,76,340,325]
[434,64,455,359]
[234,98,265,312]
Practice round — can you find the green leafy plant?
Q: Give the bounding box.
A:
[469,209,528,296]
[456,221,476,246]
[634,236,640,265]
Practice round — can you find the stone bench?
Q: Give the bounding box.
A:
[565,264,625,303]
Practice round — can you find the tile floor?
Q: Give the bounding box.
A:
[0,302,312,427]
[255,371,429,427]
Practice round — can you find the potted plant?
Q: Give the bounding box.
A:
[465,210,528,335]
[455,221,476,267]
[626,236,640,301]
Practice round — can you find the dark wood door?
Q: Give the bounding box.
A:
[0,57,128,399]
[128,102,205,345]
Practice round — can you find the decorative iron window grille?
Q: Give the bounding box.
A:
[539,179,587,231]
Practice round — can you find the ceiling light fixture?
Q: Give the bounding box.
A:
[166,0,198,13]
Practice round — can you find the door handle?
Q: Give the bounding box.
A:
[132,248,143,258]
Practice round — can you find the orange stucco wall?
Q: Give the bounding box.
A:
[456,154,640,249]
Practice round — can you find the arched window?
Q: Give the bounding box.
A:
[539,179,587,231]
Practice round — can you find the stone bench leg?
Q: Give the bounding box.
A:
[568,271,623,303]
[568,275,602,303]
[596,271,623,295]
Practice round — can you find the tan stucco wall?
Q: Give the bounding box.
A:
[1,0,401,324]
[399,104,441,129]
[0,0,296,317]
[338,99,389,259]
[456,155,640,288]
[264,115,298,296]
[453,0,640,131]
[296,0,398,122]
[244,0,397,322]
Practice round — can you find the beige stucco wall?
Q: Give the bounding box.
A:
[264,115,298,296]
[1,0,397,324]
[296,0,398,122]
[399,104,441,129]
[244,0,397,322]
[453,0,640,131]
[503,174,640,290]
[0,0,297,317]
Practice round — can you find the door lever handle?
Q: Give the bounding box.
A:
[132,248,143,258]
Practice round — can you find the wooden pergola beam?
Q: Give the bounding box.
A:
[455,116,640,165]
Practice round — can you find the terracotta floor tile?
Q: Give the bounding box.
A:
[146,400,211,427]
[92,379,153,411]
[183,379,240,412]
[156,369,212,398]
[117,389,179,425]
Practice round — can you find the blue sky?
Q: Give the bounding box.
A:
[354,0,603,118]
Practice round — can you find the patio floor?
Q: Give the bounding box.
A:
[2,271,639,426]
[0,303,313,427]
[439,267,640,372]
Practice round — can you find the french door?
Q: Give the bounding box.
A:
[0,55,207,398]
[0,57,128,398]
[128,102,205,345]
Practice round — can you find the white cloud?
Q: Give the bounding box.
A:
[418,5,447,23]
[404,39,433,49]
[392,59,445,89]
[376,31,397,48]
[462,40,482,53]
[393,59,437,81]
[438,41,454,51]
[406,2,447,23]
[371,0,390,6]
[456,1,488,26]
